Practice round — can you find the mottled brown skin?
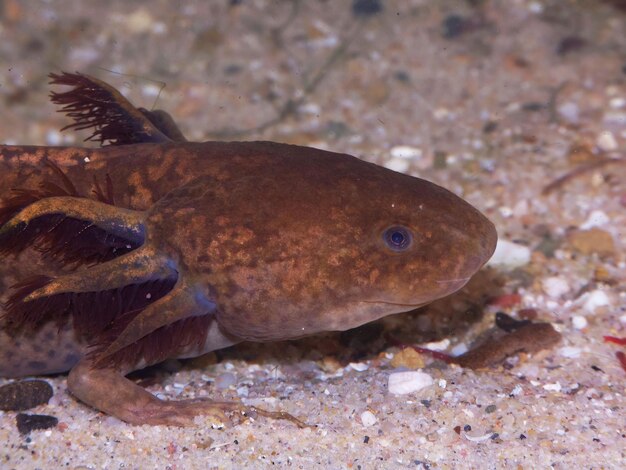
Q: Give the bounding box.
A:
[0,75,497,426]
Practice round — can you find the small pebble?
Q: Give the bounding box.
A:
[422,338,450,351]
[390,348,426,369]
[360,410,377,427]
[596,131,618,151]
[543,382,562,392]
[557,102,579,123]
[348,362,369,372]
[0,380,54,411]
[568,229,615,257]
[582,290,610,313]
[352,0,382,17]
[487,240,531,270]
[16,413,58,435]
[450,342,469,356]
[559,346,582,358]
[571,315,588,329]
[542,276,571,298]
[581,210,610,230]
[388,371,433,395]
[215,373,237,390]
[125,9,154,34]
[465,432,493,442]
[442,14,469,39]
[609,97,626,108]
[390,145,423,160]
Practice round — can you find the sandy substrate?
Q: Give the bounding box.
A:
[0,0,625,468]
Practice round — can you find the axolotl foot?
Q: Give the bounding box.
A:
[67,360,309,427]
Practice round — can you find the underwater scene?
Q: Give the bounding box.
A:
[0,1,625,468]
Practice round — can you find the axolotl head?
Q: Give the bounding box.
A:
[196,143,497,342]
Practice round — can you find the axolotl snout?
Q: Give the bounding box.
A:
[0,73,496,426]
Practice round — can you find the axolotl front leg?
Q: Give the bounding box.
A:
[1,195,307,427]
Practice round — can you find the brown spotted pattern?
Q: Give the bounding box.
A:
[1,141,496,375]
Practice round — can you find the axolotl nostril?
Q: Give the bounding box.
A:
[0,73,497,426]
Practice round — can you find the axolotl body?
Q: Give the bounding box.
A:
[0,73,496,426]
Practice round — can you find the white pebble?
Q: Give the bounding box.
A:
[557,102,579,123]
[152,22,167,34]
[542,277,571,298]
[498,206,513,218]
[300,102,321,114]
[383,157,410,173]
[581,210,609,229]
[596,131,618,151]
[390,145,423,160]
[609,97,626,108]
[559,346,582,358]
[464,432,494,442]
[620,314,626,324]
[450,342,469,357]
[487,239,531,270]
[511,384,523,396]
[433,108,450,120]
[388,371,434,395]
[582,290,610,313]
[571,315,588,329]
[360,410,377,427]
[348,362,369,372]
[125,9,154,33]
[422,338,450,351]
[512,199,529,217]
[543,382,562,392]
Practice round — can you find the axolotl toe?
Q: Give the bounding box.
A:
[0,73,497,426]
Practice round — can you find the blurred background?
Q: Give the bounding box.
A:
[0,1,625,466]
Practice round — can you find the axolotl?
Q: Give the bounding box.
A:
[0,73,497,426]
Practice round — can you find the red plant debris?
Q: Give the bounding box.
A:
[603,336,626,346]
[488,294,522,309]
[604,336,626,373]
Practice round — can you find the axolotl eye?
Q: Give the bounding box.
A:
[383,226,413,252]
